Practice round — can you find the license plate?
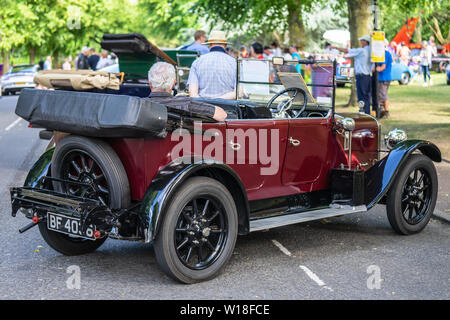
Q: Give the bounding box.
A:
[15,82,26,86]
[47,212,96,240]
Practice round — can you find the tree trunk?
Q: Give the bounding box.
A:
[414,16,422,43]
[1,50,10,75]
[287,2,306,50]
[345,0,371,108]
[431,17,445,44]
[52,52,59,69]
[29,47,37,65]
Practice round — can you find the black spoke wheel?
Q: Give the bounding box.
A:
[386,154,438,235]
[154,177,238,283]
[38,135,130,256]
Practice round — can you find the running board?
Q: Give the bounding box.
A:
[249,204,367,232]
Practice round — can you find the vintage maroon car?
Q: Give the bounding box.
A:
[10,56,441,284]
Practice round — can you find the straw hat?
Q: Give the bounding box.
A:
[203,30,228,45]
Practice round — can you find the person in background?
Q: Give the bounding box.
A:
[43,56,52,70]
[428,36,438,56]
[332,35,372,115]
[88,48,100,71]
[324,42,339,60]
[388,41,397,57]
[263,46,274,58]
[399,42,410,65]
[282,47,292,60]
[271,41,282,57]
[239,45,248,58]
[62,58,71,70]
[148,62,227,121]
[289,45,302,75]
[111,52,119,64]
[420,41,432,87]
[96,50,114,70]
[250,42,264,59]
[184,30,210,55]
[187,30,237,99]
[76,47,90,70]
[38,59,45,71]
[375,40,393,118]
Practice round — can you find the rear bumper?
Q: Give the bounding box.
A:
[10,182,102,221]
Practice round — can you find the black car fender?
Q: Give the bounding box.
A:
[364,140,441,209]
[139,157,250,242]
[23,147,54,188]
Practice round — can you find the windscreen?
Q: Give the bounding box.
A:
[237,58,335,108]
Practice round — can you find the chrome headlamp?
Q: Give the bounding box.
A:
[385,129,407,150]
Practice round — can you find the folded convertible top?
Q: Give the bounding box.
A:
[15,89,168,138]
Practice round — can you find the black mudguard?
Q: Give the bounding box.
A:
[24,147,54,188]
[139,157,250,242]
[364,140,441,209]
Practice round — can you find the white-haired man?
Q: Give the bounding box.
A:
[147,62,227,121]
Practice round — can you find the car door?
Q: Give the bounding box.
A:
[281,115,332,188]
[225,119,289,199]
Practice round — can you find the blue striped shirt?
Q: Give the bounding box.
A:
[187,49,236,98]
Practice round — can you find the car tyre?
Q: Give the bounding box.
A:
[398,72,410,85]
[39,135,130,255]
[386,154,438,235]
[154,177,238,283]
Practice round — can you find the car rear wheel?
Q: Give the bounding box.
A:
[38,135,130,255]
[154,177,238,283]
[386,154,438,235]
[398,72,410,85]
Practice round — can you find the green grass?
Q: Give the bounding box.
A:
[336,73,450,159]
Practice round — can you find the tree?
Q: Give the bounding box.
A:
[137,0,200,46]
[0,0,31,71]
[195,0,316,49]
[379,0,449,45]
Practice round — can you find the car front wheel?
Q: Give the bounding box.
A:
[398,72,410,85]
[154,177,238,283]
[386,154,438,235]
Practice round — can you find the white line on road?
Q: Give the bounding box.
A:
[271,239,293,257]
[299,265,334,292]
[5,118,22,131]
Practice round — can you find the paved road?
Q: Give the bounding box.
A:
[0,95,448,300]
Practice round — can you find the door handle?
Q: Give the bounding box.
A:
[288,137,300,147]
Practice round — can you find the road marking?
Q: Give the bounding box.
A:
[299,265,334,292]
[271,239,292,257]
[5,118,22,131]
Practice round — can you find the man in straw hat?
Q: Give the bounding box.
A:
[187,30,237,99]
[331,35,373,115]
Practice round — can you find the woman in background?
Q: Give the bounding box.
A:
[420,41,432,87]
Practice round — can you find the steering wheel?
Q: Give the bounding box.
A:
[266,87,307,119]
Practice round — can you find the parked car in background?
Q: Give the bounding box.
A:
[1,64,40,95]
[97,63,119,73]
[391,58,415,85]
[336,60,353,87]
[431,55,450,73]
